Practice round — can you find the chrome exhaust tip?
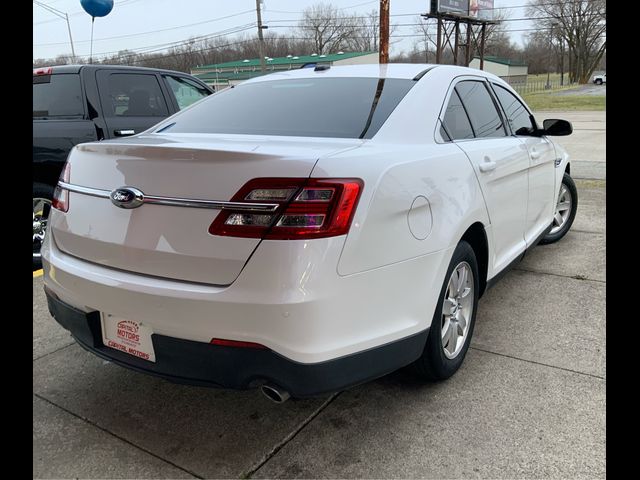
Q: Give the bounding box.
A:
[261,384,290,404]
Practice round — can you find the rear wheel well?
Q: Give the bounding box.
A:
[460,223,489,298]
[565,163,571,175]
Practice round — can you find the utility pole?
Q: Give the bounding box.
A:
[559,31,565,86]
[33,0,76,62]
[379,0,390,64]
[546,24,553,89]
[255,0,267,72]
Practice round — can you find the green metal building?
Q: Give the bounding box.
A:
[191,51,378,90]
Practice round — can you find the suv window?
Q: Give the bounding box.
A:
[104,73,168,117]
[493,84,535,135]
[164,75,210,109]
[455,81,506,138]
[33,74,83,118]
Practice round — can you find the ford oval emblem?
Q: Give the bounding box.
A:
[110,187,144,209]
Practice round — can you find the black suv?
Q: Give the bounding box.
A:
[33,64,213,268]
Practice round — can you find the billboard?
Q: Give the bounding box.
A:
[430,0,494,20]
[470,0,494,20]
[431,0,469,16]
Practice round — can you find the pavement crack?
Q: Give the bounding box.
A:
[33,342,75,362]
[569,229,604,235]
[513,267,605,283]
[469,346,605,380]
[33,393,204,479]
[241,392,340,479]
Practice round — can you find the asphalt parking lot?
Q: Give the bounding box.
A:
[33,110,606,479]
[553,84,606,96]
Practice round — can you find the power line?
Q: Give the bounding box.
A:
[34,1,605,62]
[34,10,255,46]
[33,0,144,25]
[36,10,604,52]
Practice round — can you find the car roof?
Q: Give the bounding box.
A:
[35,64,194,76]
[243,63,502,83]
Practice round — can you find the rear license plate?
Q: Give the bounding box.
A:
[101,313,156,362]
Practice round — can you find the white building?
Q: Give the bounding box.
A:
[469,56,528,85]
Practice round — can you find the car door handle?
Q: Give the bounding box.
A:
[479,160,497,172]
[114,129,135,136]
[530,150,541,160]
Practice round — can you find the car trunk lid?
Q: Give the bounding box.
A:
[50,133,361,285]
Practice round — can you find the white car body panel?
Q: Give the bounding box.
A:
[520,135,558,245]
[43,235,452,363]
[42,63,569,371]
[50,135,361,285]
[455,136,529,276]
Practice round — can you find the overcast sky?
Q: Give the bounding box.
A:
[33,0,533,61]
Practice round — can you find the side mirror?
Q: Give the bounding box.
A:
[542,119,573,136]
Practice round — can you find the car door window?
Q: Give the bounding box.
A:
[455,81,506,138]
[33,74,84,118]
[164,75,210,109]
[104,73,168,117]
[441,89,474,141]
[492,84,536,135]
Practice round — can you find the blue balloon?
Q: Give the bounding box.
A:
[80,0,114,18]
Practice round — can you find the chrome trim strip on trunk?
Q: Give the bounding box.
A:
[57,181,280,212]
[59,181,111,198]
[142,195,279,211]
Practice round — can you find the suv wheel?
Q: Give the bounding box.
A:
[33,183,54,270]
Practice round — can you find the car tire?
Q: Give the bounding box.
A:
[33,182,54,270]
[595,79,603,85]
[412,240,479,381]
[539,172,578,245]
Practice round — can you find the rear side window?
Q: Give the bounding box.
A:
[33,74,83,118]
[160,78,415,139]
[441,89,474,141]
[492,84,535,135]
[164,75,210,109]
[103,73,168,117]
[455,81,506,138]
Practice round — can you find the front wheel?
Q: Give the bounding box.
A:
[412,241,479,381]
[33,183,54,270]
[539,172,578,245]
[595,79,603,85]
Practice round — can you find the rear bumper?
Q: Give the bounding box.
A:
[42,230,451,364]
[46,290,428,397]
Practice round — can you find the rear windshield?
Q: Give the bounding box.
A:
[159,77,415,139]
[33,74,84,118]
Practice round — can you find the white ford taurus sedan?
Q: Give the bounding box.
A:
[42,64,577,402]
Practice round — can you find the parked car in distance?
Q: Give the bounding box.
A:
[593,73,606,85]
[42,64,577,403]
[33,64,214,268]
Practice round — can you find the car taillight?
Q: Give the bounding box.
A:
[33,67,53,76]
[208,178,363,240]
[52,162,70,212]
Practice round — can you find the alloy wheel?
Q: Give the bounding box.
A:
[441,261,474,359]
[33,197,52,259]
[549,183,572,235]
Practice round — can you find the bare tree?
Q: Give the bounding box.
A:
[297,2,357,54]
[412,17,437,63]
[521,33,550,74]
[527,0,606,83]
[482,12,520,59]
[346,9,378,52]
